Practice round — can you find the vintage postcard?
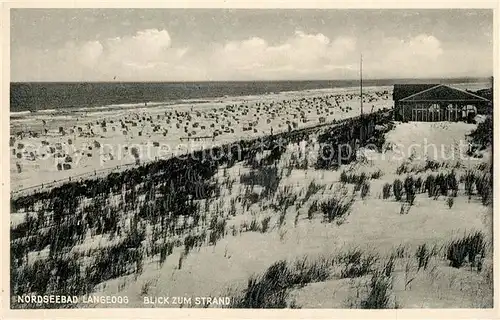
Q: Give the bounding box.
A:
[1,1,498,319]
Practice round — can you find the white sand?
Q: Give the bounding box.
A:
[74,118,491,308]
[10,86,391,193]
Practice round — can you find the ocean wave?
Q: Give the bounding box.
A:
[36,109,57,113]
[85,110,126,116]
[33,115,75,120]
[73,101,169,113]
[109,101,166,108]
[10,111,31,117]
[10,118,36,123]
[75,105,128,112]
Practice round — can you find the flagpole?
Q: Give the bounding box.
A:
[359,53,364,144]
[360,53,363,117]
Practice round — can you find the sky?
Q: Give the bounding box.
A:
[10,9,493,82]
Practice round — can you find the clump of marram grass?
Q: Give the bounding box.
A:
[463,170,475,196]
[243,189,260,210]
[382,254,396,277]
[446,231,486,269]
[208,218,227,245]
[475,171,493,206]
[370,170,383,179]
[424,159,442,171]
[229,198,237,216]
[404,176,415,204]
[393,179,403,201]
[159,241,174,266]
[382,183,391,199]
[435,173,448,197]
[320,186,355,224]
[247,218,261,232]
[184,234,197,254]
[360,271,392,309]
[446,196,454,209]
[274,186,298,213]
[340,171,372,193]
[339,248,378,279]
[446,170,458,196]
[303,180,323,203]
[340,171,368,184]
[307,200,318,220]
[394,244,407,259]
[229,256,335,308]
[415,244,431,271]
[261,216,271,233]
[240,166,281,198]
[425,174,435,198]
[277,209,287,228]
[228,260,293,308]
[467,115,492,154]
[399,202,410,215]
[290,255,333,286]
[407,193,415,206]
[396,162,410,175]
[414,177,423,193]
[360,181,370,199]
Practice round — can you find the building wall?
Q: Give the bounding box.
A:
[394,102,415,121]
[394,102,472,122]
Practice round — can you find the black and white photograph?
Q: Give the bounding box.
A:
[3,3,496,314]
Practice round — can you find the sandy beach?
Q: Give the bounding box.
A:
[10,86,392,192]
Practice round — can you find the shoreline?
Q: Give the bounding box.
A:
[8,82,489,194]
[9,81,489,118]
[10,109,392,197]
[10,85,393,191]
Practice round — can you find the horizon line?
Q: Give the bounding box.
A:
[10,76,493,84]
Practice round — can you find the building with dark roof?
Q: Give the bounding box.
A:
[393,84,491,122]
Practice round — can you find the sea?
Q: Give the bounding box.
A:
[10,78,491,115]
